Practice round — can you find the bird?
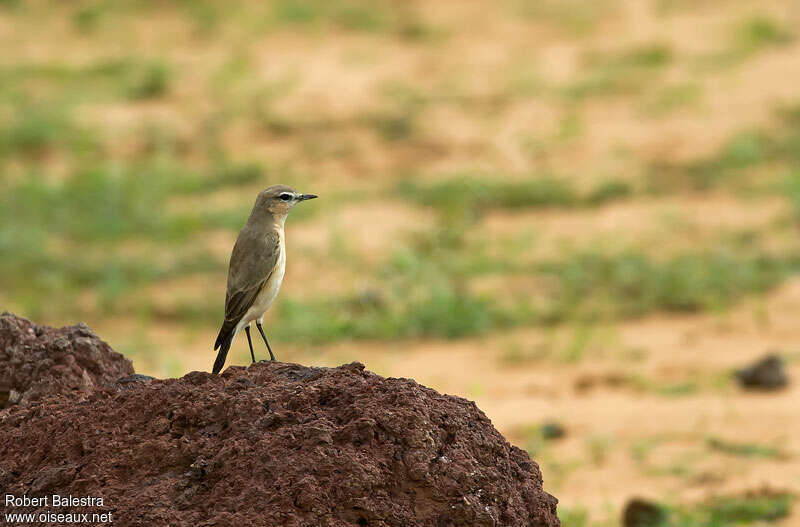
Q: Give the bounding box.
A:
[212,185,317,374]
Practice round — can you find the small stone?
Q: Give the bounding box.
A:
[623,498,667,527]
[116,374,156,384]
[540,422,566,440]
[735,354,788,391]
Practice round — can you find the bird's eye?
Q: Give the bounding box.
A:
[279,193,293,201]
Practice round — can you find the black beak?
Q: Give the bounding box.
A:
[298,194,318,201]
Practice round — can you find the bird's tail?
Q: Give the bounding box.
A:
[212,321,237,374]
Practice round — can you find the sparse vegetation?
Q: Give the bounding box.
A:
[558,506,588,527]
[563,42,673,100]
[267,0,432,39]
[261,241,798,344]
[649,106,800,192]
[513,0,611,35]
[706,437,783,459]
[671,492,792,526]
[396,175,633,217]
[694,14,795,71]
[640,82,701,116]
[4,1,800,522]
[733,15,794,56]
[124,61,171,100]
[539,248,794,321]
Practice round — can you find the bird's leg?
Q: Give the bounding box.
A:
[245,326,256,363]
[256,322,276,361]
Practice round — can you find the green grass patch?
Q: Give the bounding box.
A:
[733,15,794,55]
[670,492,792,526]
[648,108,800,192]
[166,162,264,195]
[273,248,521,343]
[124,61,171,100]
[640,82,701,116]
[706,437,783,459]
[0,163,260,242]
[538,249,793,322]
[563,42,673,100]
[265,241,798,344]
[362,83,428,142]
[626,377,700,397]
[512,0,611,35]
[275,291,509,343]
[557,506,588,527]
[0,159,276,318]
[0,103,94,160]
[0,59,175,169]
[585,179,633,205]
[624,493,792,527]
[396,175,633,217]
[82,228,800,343]
[364,109,416,142]
[515,422,566,457]
[72,3,105,32]
[600,42,673,69]
[0,241,221,321]
[698,15,794,70]
[2,168,172,243]
[0,59,172,104]
[397,176,575,214]
[268,0,432,39]
[0,160,268,242]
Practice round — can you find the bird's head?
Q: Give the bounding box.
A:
[255,185,318,219]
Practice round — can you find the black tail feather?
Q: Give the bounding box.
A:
[212,324,236,374]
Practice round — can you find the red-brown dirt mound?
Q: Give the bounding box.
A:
[0,312,133,409]
[0,359,559,526]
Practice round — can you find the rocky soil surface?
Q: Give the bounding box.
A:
[0,314,558,526]
[0,312,134,409]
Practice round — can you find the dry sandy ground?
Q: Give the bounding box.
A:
[116,274,800,524]
[6,0,800,523]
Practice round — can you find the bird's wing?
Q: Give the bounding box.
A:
[222,228,281,330]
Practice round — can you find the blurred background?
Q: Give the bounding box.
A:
[2,0,800,525]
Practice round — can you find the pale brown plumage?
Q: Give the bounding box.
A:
[212,185,316,374]
[215,229,281,353]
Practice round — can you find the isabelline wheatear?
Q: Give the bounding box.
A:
[212,185,317,374]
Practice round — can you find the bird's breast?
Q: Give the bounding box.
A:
[250,232,286,317]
